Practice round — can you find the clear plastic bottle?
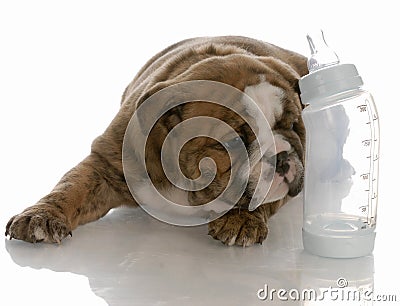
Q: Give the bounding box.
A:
[299,30,380,258]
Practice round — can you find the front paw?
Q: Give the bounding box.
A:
[208,209,268,247]
[5,205,71,244]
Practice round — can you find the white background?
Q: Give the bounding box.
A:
[1,1,399,305]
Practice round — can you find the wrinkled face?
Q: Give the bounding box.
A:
[144,77,305,210]
[243,80,305,206]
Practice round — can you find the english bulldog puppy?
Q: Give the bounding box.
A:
[6,36,308,246]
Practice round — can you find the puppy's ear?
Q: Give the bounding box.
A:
[292,78,306,109]
[258,57,305,109]
[293,78,300,96]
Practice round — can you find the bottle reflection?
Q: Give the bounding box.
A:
[298,252,374,305]
[307,105,354,213]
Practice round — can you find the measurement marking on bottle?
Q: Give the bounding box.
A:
[360,173,369,180]
[362,139,371,146]
[357,104,368,112]
[359,205,367,213]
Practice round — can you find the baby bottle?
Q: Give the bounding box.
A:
[299,30,380,258]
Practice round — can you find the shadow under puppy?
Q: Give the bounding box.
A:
[6,36,308,246]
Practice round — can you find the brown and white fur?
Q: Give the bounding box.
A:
[6,36,308,247]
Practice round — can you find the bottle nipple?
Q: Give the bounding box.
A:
[307,30,340,72]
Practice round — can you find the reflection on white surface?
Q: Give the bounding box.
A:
[1,2,400,305]
[299,254,374,305]
[3,195,395,305]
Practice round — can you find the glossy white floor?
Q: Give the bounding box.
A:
[1,194,399,306]
[2,1,400,305]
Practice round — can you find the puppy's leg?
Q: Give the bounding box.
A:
[208,200,285,247]
[5,150,135,243]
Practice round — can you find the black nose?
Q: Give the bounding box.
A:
[276,151,290,176]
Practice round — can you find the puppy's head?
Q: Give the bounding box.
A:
[132,54,305,213]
